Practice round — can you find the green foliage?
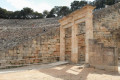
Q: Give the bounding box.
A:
[0,7,43,19]
[0,7,8,18]
[52,6,62,17]
[43,10,49,18]
[94,0,116,9]
[46,9,55,18]
[94,0,106,9]
[20,7,33,19]
[71,0,87,11]
[12,11,21,19]
[0,0,119,19]
[58,6,70,17]
[32,12,43,19]
[47,6,70,18]
[106,0,115,5]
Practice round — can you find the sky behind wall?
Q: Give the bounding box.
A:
[0,0,94,13]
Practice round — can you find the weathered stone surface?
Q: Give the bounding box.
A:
[0,3,120,71]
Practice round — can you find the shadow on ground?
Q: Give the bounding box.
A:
[0,64,120,80]
[39,64,120,80]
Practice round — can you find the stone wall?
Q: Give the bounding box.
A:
[78,22,85,63]
[89,3,120,71]
[78,34,85,63]
[93,3,120,47]
[0,18,60,52]
[65,27,71,61]
[0,3,120,70]
[0,27,60,68]
[89,39,117,71]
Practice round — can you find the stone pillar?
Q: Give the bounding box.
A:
[85,8,94,63]
[71,24,78,63]
[60,26,65,61]
[114,47,118,72]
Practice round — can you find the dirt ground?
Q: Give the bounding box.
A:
[0,64,120,80]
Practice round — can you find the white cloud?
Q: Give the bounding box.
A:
[6,0,52,13]
[6,0,94,12]
[32,3,52,13]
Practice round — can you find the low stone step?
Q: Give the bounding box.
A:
[48,61,69,66]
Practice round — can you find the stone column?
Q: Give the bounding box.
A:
[60,26,65,61]
[85,8,94,63]
[71,24,78,63]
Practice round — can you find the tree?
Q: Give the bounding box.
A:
[20,7,33,19]
[70,0,87,12]
[6,11,13,19]
[59,6,70,17]
[79,0,88,8]
[0,7,43,19]
[52,6,62,17]
[48,6,70,17]
[33,12,43,19]
[0,0,119,19]
[0,7,7,18]
[106,0,115,5]
[71,1,80,11]
[43,10,49,18]
[93,0,116,9]
[12,11,21,19]
[94,0,106,9]
[46,9,55,18]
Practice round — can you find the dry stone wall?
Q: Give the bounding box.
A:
[93,3,120,47]
[89,3,120,71]
[89,39,117,71]
[0,26,60,68]
[0,18,60,52]
[0,18,59,28]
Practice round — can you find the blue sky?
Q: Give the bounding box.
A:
[0,0,94,13]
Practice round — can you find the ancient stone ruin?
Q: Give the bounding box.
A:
[0,3,120,72]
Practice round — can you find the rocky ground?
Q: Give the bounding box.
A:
[0,64,120,80]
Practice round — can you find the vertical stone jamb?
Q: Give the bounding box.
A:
[60,26,65,61]
[59,5,95,64]
[114,47,118,72]
[71,23,78,63]
[85,7,94,63]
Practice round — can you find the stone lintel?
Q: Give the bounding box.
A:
[59,5,95,63]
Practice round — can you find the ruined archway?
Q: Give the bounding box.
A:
[59,5,95,63]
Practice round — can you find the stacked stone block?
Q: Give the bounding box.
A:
[89,39,117,71]
[78,34,85,63]
[0,27,60,68]
[0,3,120,70]
[65,28,72,61]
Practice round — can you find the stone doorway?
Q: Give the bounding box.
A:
[78,34,85,63]
[65,27,72,61]
[78,22,85,63]
[59,5,95,63]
